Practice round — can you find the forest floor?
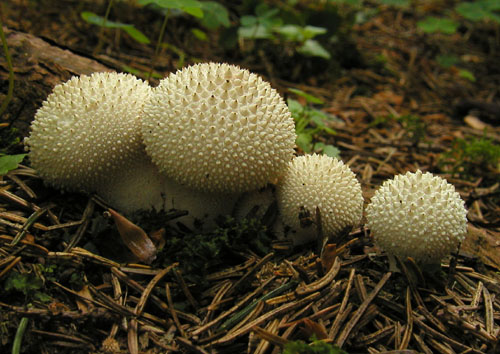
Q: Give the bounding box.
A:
[0,1,499,353]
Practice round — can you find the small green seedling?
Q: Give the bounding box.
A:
[238,4,331,59]
[81,11,150,45]
[4,270,51,303]
[288,88,340,158]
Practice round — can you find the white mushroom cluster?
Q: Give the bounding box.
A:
[25,64,470,260]
[141,62,296,194]
[366,170,468,263]
[24,72,151,192]
[277,154,364,244]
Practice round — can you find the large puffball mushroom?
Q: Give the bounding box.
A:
[365,170,468,264]
[24,72,151,192]
[97,155,237,230]
[277,154,364,245]
[96,157,167,214]
[141,62,296,194]
[162,178,238,231]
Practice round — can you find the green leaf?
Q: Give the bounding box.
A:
[298,39,331,59]
[183,6,204,18]
[302,25,327,40]
[81,12,150,44]
[458,69,476,82]
[286,98,304,115]
[296,133,313,153]
[138,0,202,9]
[323,145,340,158]
[436,54,459,68]
[199,1,230,29]
[288,88,324,104]
[0,154,26,175]
[191,28,207,40]
[238,24,273,39]
[240,15,257,27]
[417,16,459,34]
[456,1,500,23]
[122,26,150,44]
[274,25,303,41]
[4,271,43,296]
[376,0,410,7]
[314,142,340,158]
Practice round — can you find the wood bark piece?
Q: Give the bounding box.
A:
[0,26,112,136]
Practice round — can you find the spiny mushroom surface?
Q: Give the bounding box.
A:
[141,62,296,194]
[24,72,151,192]
[366,170,467,264]
[277,154,364,244]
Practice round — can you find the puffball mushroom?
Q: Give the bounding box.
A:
[365,170,467,264]
[141,62,296,194]
[24,72,151,192]
[97,154,236,229]
[96,158,167,214]
[277,154,364,244]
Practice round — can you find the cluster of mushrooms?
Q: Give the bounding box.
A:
[25,63,468,265]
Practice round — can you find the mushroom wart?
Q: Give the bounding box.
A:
[141,62,296,194]
[366,170,468,264]
[277,154,364,244]
[24,72,151,192]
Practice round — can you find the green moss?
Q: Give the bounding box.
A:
[284,337,347,354]
[439,135,500,179]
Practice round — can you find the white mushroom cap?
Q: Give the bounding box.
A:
[141,62,296,194]
[366,170,468,264]
[24,72,151,192]
[277,154,364,244]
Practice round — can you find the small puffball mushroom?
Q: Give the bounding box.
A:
[24,72,151,192]
[141,62,296,194]
[366,170,467,264]
[277,154,364,245]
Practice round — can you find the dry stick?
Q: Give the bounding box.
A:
[0,15,14,118]
[176,337,210,354]
[483,286,494,336]
[214,291,321,346]
[329,268,355,340]
[227,252,274,296]
[0,256,21,280]
[111,267,200,324]
[174,268,198,309]
[295,256,341,297]
[191,276,275,336]
[134,263,178,316]
[166,283,186,338]
[202,280,232,326]
[399,287,413,350]
[65,198,94,251]
[252,325,289,349]
[336,271,392,348]
[128,318,139,354]
[10,207,49,246]
[413,317,484,354]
